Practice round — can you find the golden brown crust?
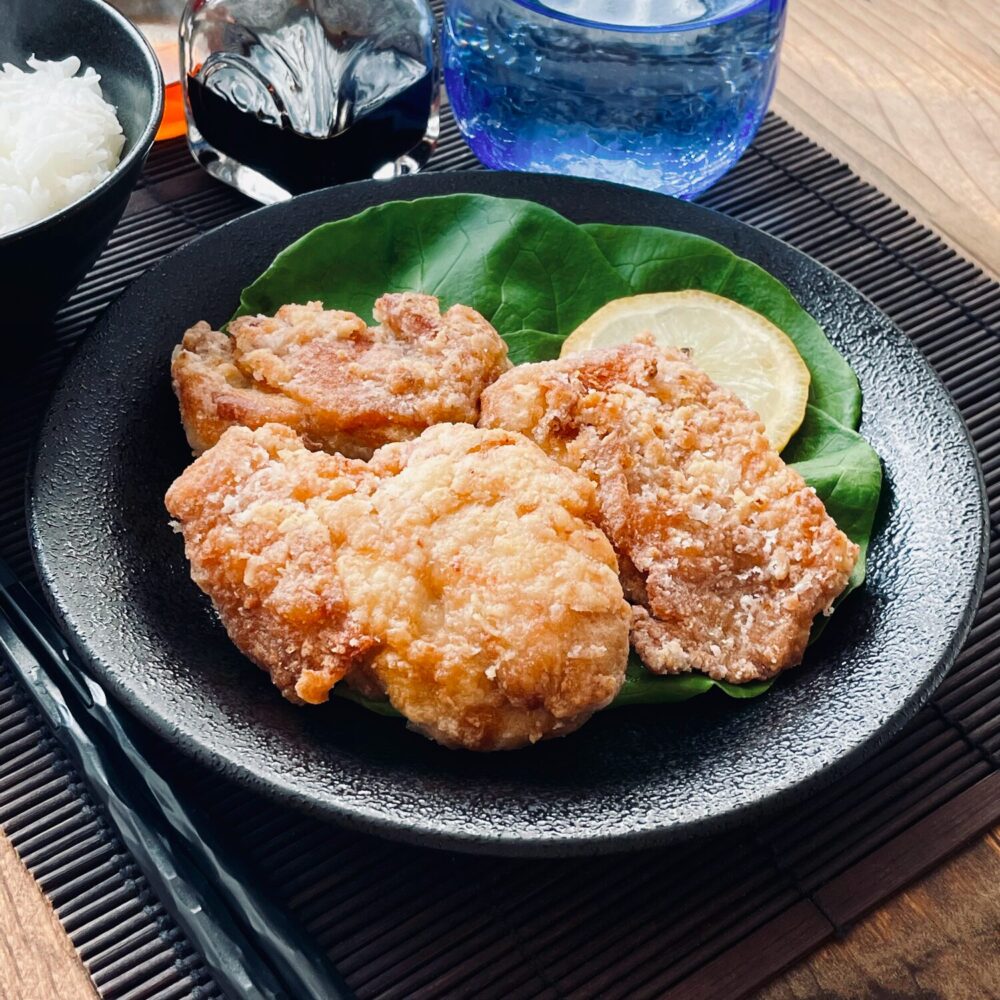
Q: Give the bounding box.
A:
[479,340,859,684]
[165,422,630,750]
[171,293,512,458]
[164,423,379,703]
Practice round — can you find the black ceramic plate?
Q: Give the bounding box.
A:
[29,173,988,856]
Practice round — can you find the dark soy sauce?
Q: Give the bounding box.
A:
[187,70,434,193]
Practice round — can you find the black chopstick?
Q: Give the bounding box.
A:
[0,559,354,1000]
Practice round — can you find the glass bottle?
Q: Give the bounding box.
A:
[180,0,440,202]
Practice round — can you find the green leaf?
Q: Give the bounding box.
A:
[788,405,883,613]
[504,329,566,365]
[335,687,401,717]
[333,655,775,716]
[236,194,882,717]
[236,195,631,339]
[608,654,775,708]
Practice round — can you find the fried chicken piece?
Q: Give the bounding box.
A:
[165,422,629,750]
[479,340,859,684]
[172,292,511,458]
[163,423,380,704]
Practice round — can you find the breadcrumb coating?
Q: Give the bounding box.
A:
[479,340,859,683]
[165,422,629,750]
[171,292,511,458]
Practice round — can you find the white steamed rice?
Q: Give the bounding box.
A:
[0,56,125,236]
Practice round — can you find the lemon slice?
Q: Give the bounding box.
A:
[561,290,811,451]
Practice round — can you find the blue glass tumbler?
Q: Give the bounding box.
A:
[443,0,787,198]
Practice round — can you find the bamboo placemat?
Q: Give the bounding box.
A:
[1,109,998,1000]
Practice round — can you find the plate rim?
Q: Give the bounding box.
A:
[27,170,991,856]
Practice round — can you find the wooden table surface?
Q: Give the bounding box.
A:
[1,1,998,997]
[772,0,998,280]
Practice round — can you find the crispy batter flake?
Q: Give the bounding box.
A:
[165,422,630,749]
[479,340,859,683]
[171,292,511,458]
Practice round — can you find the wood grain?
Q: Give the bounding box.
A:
[0,831,96,1000]
[773,0,1000,280]
[757,827,1000,999]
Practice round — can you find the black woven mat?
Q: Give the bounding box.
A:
[2,107,999,1000]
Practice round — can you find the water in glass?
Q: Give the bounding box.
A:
[443,0,786,198]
